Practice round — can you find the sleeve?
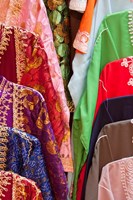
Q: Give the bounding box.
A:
[33,98,69,200]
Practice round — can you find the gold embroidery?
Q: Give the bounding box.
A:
[14,27,27,84]
[0,78,13,128]
[12,172,42,200]
[0,25,12,63]
[0,128,8,171]
[46,141,57,155]
[0,171,11,199]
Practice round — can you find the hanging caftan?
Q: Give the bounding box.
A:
[72,10,133,199]
[85,120,133,200]
[43,0,74,112]
[0,126,53,200]
[0,24,73,172]
[81,95,133,199]
[98,157,133,200]
[0,0,70,135]
[0,171,43,200]
[0,76,68,200]
[68,0,133,107]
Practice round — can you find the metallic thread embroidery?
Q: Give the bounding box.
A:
[0,171,11,200]
[0,25,12,62]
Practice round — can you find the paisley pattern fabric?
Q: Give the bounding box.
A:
[0,76,68,200]
[0,24,73,172]
[0,126,53,200]
[0,171,43,200]
[43,0,74,112]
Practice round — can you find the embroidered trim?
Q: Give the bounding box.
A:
[121,56,133,86]
[0,171,11,199]
[120,158,133,200]
[0,128,8,171]
[73,30,90,53]
[0,25,12,62]
[13,84,25,132]
[12,172,42,200]
[0,78,13,127]
[14,28,27,84]
[11,127,32,160]
[69,0,87,12]
[128,11,133,46]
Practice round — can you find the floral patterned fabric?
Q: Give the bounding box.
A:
[0,76,68,200]
[0,24,73,172]
[0,126,53,200]
[0,0,71,156]
[0,171,43,200]
[43,0,74,112]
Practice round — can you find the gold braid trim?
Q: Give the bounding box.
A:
[13,84,25,132]
[0,171,11,200]
[12,172,42,200]
[0,24,12,63]
[0,128,8,171]
[0,78,13,127]
[14,28,27,84]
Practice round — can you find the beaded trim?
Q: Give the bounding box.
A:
[128,11,133,46]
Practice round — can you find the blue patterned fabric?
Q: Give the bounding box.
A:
[0,126,54,200]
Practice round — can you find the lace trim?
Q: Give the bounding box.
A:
[121,56,133,86]
[128,11,133,46]
[69,0,87,12]
[120,158,133,200]
[73,30,90,53]
[0,171,11,199]
[0,25,12,62]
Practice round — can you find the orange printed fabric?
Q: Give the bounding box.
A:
[73,0,97,53]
